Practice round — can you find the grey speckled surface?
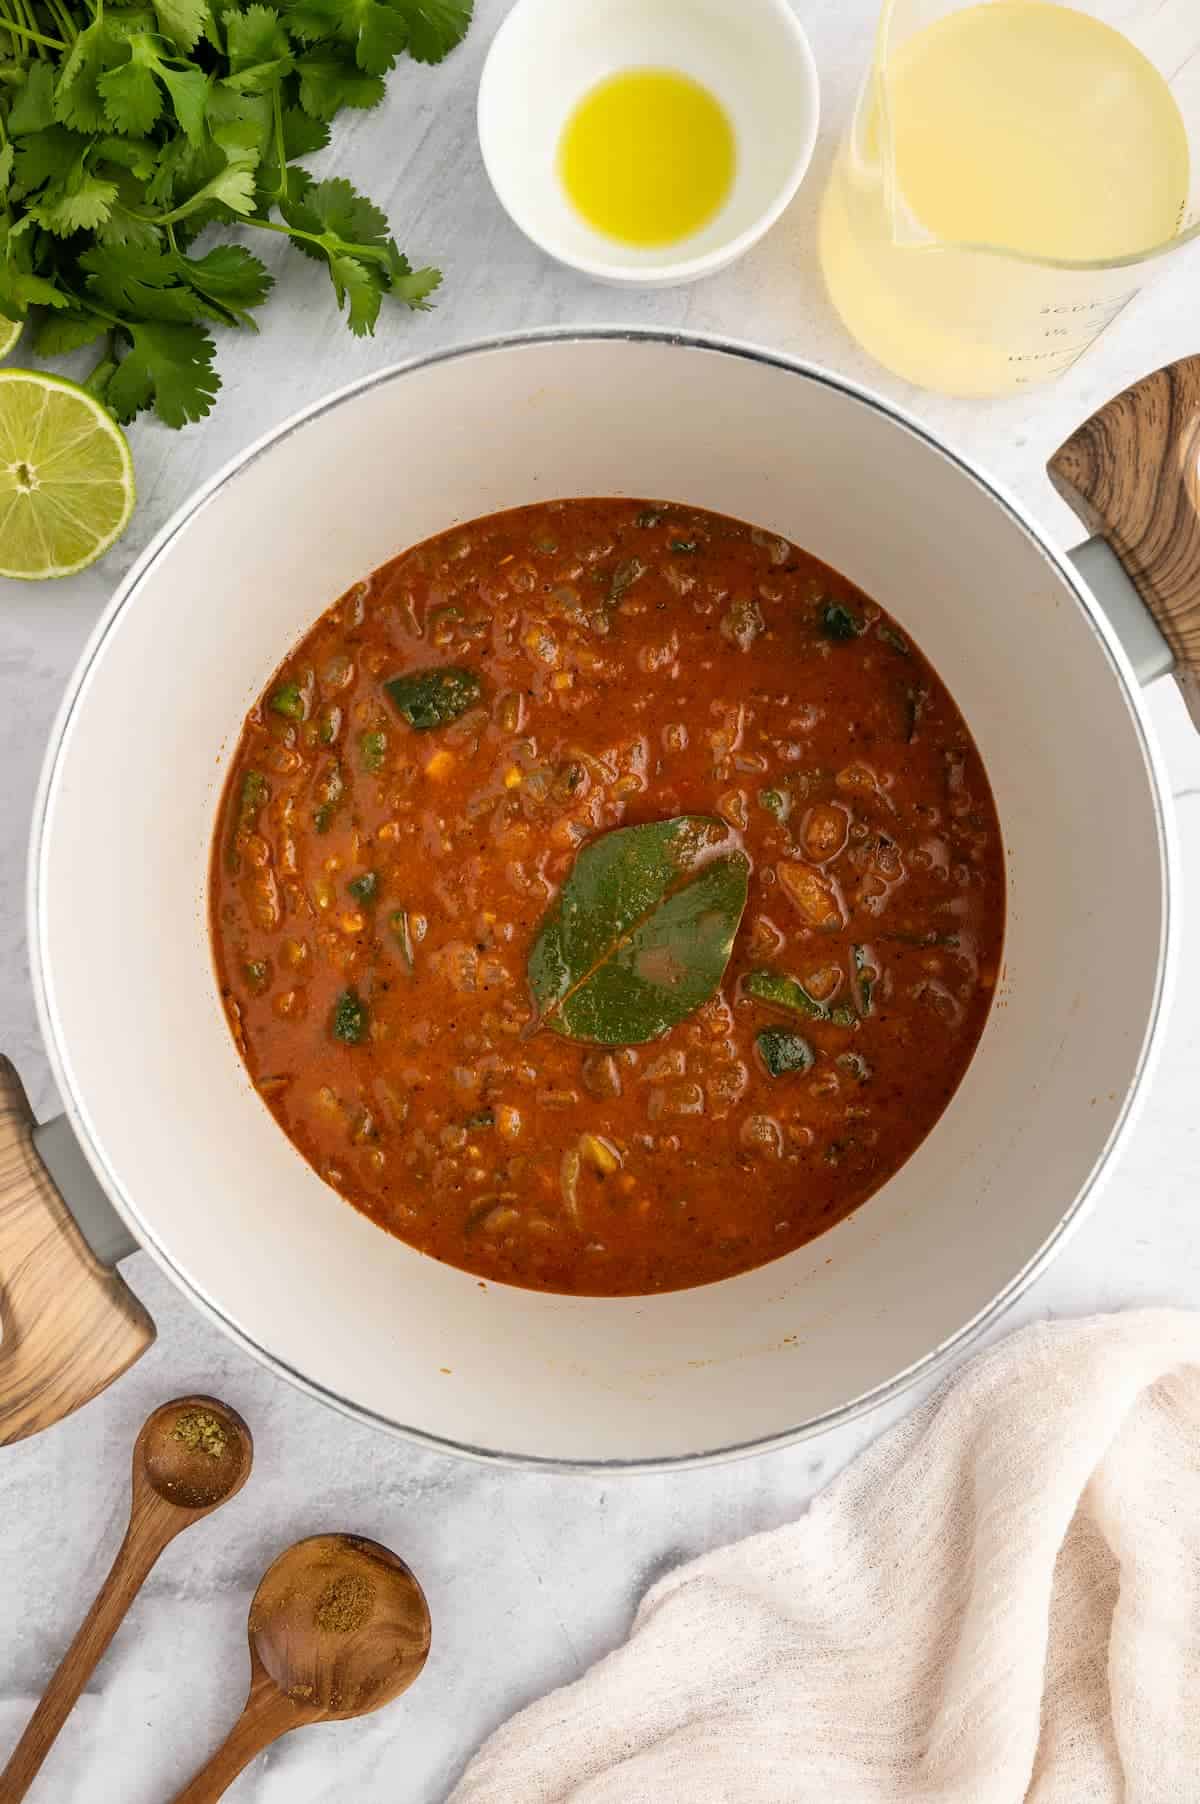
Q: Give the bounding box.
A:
[2,2,1200,1797]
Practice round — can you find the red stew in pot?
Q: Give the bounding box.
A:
[210,500,1004,1296]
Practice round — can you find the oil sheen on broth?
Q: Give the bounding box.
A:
[211,500,1005,1297]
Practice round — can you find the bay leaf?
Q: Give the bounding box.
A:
[528,816,750,1045]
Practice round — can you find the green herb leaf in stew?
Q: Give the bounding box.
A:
[385,666,482,731]
[756,1026,816,1076]
[331,987,369,1044]
[819,600,864,642]
[528,816,750,1045]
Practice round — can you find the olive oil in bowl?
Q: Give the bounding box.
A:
[558,68,736,248]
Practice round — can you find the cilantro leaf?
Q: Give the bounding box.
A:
[184,242,273,322]
[31,167,120,237]
[8,63,56,136]
[82,242,203,322]
[354,0,411,74]
[0,220,70,319]
[158,64,211,145]
[0,142,12,200]
[206,84,272,161]
[287,0,410,76]
[386,246,441,308]
[296,48,385,118]
[80,238,273,331]
[225,5,294,91]
[94,204,165,251]
[328,251,382,333]
[12,126,85,196]
[54,20,124,135]
[108,320,220,426]
[393,0,472,64]
[93,135,160,179]
[36,309,110,355]
[159,157,257,222]
[282,173,390,250]
[99,52,164,137]
[280,105,330,157]
[153,0,211,54]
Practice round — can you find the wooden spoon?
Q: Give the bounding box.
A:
[0,1394,252,1802]
[170,1533,432,1802]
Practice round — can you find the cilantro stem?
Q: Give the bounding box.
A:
[271,89,288,202]
[41,0,75,43]
[58,283,123,331]
[243,214,393,272]
[0,12,63,49]
[83,339,117,404]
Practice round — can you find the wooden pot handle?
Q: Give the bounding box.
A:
[0,1057,154,1446]
[1049,355,1200,730]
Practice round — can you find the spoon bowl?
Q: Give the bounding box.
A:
[138,1395,251,1511]
[172,1532,431,1802]
[250,1533,432,1719]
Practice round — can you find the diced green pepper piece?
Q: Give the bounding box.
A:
[360,730,387,772]
[745,968,858,1027]
[837,1051,872,1083]
[244,959,269,994]
[744,968,826,1020]
[428,604,464,632]
[269,682,305,720]
[819,600,864,642]
[237,770,268,827]
[385,666,482,731]
[331,988,369,1044]
[313,761,343,834]
[670,539,699,554]
[852,944,875,1014]
[464,1109,495,1130]
[228,770,269,871]
[348,871,378,903]
[756,1026,815,1077]
[318,704,342,745]
[758,788,789,821]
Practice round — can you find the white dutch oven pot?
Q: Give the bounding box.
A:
[3,332,1197,1469]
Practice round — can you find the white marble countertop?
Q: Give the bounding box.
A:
[2,2,1199,1797]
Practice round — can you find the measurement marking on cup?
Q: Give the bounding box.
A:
[1011,288,1141,376]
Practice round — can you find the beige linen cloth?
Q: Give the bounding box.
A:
[451,1310,1200,1803]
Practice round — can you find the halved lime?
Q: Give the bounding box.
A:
[0,369,135,580]
[0,317,20,359]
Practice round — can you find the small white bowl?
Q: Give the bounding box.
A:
[477,0,820,288]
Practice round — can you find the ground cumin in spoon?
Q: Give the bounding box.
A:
[314,1574,375,1633]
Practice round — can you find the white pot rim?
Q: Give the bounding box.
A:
[28,327,1180,1472]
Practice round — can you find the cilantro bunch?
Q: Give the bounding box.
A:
[0,0,471,425]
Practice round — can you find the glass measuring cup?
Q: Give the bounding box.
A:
[819,0,1200,396]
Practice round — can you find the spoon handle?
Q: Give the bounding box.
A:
[0,1500,176,1802]
[168,1677,312,1803]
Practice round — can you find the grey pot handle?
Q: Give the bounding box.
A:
[1068,537,1174,688]
[33,1113,140,1268]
